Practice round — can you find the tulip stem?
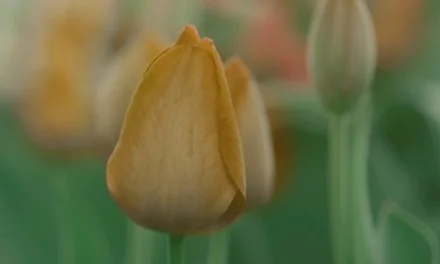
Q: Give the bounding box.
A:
[168,234,185,264]
[351,98,375,264]
[126,222,155,264]
[207,230,230,264]
[328,97,376,264]
[54,179,75,264]
[328,113,353,264]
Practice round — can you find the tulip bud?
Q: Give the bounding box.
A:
[307,0,376,114]
[107,25,246,234]
[95,33,165,150]
[224,57,276,209]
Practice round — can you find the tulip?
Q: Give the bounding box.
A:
[107,25,246,234]
[224,57,276,209]
[307,0,376,114]
[95,32,166,151]
[18,0,115,149]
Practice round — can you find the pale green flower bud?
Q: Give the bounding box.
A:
[307,0,377,114]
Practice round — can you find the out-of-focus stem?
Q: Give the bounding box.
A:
[126,222,155,264]
[328,114,353,264]
[352,97,375,264]
[328,96,376,264]
[207,229,230,264]
[168,234,185,264]
[55,180,75,264]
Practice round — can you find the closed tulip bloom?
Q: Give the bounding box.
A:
[107,26,246,234]
[224,58,276,209]
[95,33,165,149]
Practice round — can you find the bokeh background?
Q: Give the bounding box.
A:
[1,0,440,263]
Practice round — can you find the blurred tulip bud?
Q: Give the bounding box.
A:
[95,33,166,151]
[224,57,276,209]
[107,25,246,234]
[372,0,425,70]
[307,0,376,114]
[18,0,115,149]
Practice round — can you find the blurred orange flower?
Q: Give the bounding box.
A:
[238,0,308,83]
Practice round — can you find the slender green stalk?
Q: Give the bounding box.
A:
[351,98,375,264]
[168,234,185,264]
[328,114,353,264]
[126,222,155,264]
[328,96,377,264]
[55,179,75,264]
[207,230,230,264]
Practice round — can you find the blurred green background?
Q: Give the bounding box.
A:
[1,0,440,263]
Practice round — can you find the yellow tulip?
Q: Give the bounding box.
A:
[107,25,246,234]
[224,57,276,209]
[95,32,166,150]
[19,0,115,149]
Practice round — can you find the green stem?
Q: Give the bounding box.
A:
[126,222,155,264]
[168,234,185,264]
[352,98,375,264]
[329,114,353,264]
[207,230,230,264]
[55,180,75,264]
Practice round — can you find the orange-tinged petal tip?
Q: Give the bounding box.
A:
[198,38,218,55]
[175,25,201,45]
[225,56,251,82]
[224,57,252,108]
[184,24,197,32]
[201,37,214,46]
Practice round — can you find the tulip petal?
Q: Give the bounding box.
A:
[95,33,165,149]
[107,29,246,234]
[225,57,275,208]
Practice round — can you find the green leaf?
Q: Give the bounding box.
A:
[377,201,439,264]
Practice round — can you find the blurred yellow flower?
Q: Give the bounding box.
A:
[106,26,246,234]
[18,0,115,149]
[372,0,425,70]
[95,32,166,151]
